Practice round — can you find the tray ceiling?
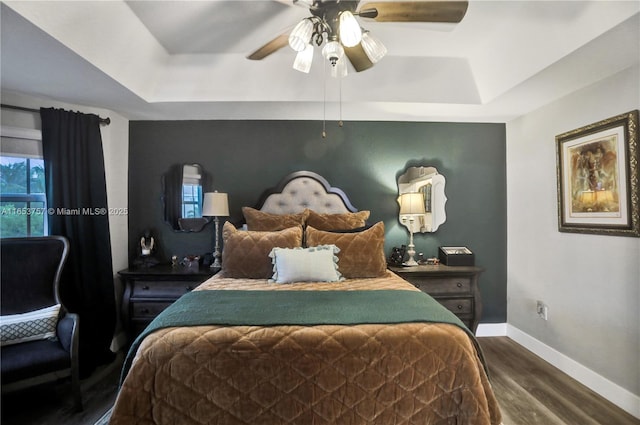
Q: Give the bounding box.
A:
[1,1,638,121]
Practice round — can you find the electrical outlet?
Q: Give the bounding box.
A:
[536,301,548,320]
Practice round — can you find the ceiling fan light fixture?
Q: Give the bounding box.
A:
[289,18,314,52]
[322,40,345,66]
[293,43,314,73]
[360,30,387,63]
[338,11,362,47]
[331,57,348,78]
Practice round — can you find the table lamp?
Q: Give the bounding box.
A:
[202,191,229,269]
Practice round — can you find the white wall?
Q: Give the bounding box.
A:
[506,65,640,413]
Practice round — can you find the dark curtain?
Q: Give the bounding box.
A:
[41,108,115,377]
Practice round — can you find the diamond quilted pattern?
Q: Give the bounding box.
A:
[110,274,502,425]
[221,222,302,278]
[242,207,309,231]
[305,210,370,231]
[305,222,386,278]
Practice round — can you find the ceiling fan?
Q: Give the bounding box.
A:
[247,0,469,75]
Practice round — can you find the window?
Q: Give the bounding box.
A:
[181,164,203,219]
[0,127,47,237]
[182,183,202,218]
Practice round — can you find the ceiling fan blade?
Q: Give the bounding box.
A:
[358,1,469,23]
[247,33,290,60]
[272,0,312,7]
[344,44,374,72]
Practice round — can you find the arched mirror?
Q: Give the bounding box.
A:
[162,163,210,232]
[397,166,447,233]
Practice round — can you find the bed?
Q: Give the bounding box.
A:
[110,171,502,425]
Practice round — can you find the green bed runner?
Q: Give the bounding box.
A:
[121,290,478,384]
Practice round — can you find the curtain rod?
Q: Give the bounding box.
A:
[1,103,111,126]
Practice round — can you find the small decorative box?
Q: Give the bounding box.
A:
[438,246,475,266]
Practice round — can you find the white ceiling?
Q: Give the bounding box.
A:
[1,1,638,122]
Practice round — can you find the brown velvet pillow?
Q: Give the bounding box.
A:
[222,222,303,278]
[305,221,386,278]
[242,207,309,231]
[305,210,370,231]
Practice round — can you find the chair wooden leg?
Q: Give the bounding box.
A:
[72,368,83,411]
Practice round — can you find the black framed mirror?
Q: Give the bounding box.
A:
[162,163,211,232]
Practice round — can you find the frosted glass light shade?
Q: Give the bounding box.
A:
[361,30,387,63]
[338,11,361,47]
[288,19,313,52]
[293,43,314,73]
[322,41,345,65]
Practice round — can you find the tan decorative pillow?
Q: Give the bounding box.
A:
[306,209,370,231]
[222,222,303,278]
[305,221,386,278]
[242,207,309,231]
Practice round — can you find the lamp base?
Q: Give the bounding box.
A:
[211,217,222,270]
[403,234,418,267]
[211,252,221,269]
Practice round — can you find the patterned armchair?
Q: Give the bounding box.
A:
[0,236,82,411]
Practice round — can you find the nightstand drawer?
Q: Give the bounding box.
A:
[131,302,173,318]
[388,264,483,334]
[410,277,471,295]
[120,265,216,344]
[437,297,473,315]
[132,280,199,298]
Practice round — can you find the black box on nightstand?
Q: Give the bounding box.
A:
[438,246,475,266]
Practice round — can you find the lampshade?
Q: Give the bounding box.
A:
[399,192,425,216]
[338,11,361,47]
[293,43,314,73]
[289,18,314,52]
[202,191,229,217]
[361,30,387,63]
[322,40,345,66]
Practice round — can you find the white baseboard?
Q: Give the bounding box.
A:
[476,322,508,337]
[507,324,640,419]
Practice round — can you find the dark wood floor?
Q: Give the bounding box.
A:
[478,337,639,425]
[1,352,123,425]
[1,337,638,425]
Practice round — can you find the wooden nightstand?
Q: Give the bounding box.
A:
[388,264,484,333]
[119,264,217,340]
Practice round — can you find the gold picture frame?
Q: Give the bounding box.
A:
[556,110,639,237]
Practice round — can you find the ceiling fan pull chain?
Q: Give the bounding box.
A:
[338,76,343,128]
[322,59,327,139]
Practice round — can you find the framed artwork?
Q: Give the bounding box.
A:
[556,110,639,237]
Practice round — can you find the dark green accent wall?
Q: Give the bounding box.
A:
[128,120,507,323]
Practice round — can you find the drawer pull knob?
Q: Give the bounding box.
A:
[457,305,463,310]
[456,282,462,287]
[186,286,193,291]
[141,308,150,314]
[142,285,150,290]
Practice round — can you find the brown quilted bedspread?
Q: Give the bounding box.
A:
[110,271,501,425]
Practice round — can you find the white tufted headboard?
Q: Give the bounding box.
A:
[256,171,358,214]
